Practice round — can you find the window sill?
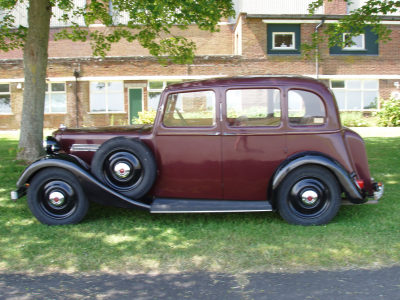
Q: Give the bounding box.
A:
[271,48,298,51]
[330,54,378,56]
[45,112,67,115]
[342,49,367,52]
[88,112,127,114]
[0,113,13,115]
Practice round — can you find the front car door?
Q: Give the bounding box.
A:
[155,89,223,199]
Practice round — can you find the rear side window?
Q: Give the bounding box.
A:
[226,89,281,127]
[163,91,216,127]
[288,90,326,126]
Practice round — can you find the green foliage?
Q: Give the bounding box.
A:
[340,111,375,127]
[132,109,157,124]
[54,0,235,64]
[304,0,400,59]
[0,0,235,64]
[374,97,400,126]
[0,0,27,52]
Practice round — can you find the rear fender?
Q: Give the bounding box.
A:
[271,154,366,206]
[16,154,150,210]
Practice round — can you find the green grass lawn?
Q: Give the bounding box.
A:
[0,129,399,273]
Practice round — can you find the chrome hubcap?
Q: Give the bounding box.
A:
[301,190,318,206]
[114,162,131,178]
[49,191,65,206]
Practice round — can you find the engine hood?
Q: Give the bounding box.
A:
[52,125,153,164]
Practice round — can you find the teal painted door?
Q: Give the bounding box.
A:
[129,89,143,124]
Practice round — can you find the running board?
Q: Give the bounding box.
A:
[150,198,273,213]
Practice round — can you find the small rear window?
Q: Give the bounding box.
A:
[288,90,326,126]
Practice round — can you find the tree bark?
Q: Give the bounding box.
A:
[17,0,52,162]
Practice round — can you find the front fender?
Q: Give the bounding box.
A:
[16,154,150,210]
[272,155,366,205]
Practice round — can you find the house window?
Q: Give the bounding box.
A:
[90,81,124,112]
[267,24,300,55]
[343,33,365,50]
[330,26,378,55]
[0,84,11,114]
[148,80,181,110]
[273,32,295,50]
[45,83,66,113]
[330,79,379,110]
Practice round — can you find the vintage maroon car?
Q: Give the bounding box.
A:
[11,76,384,226]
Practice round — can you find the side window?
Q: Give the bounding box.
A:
[163,91,215,127]
[330,26,378,55]
[226,89,281,127]
[288,90,326,126]
[0,84,11,114]
[267,24,301,55]
[45,83,66,113]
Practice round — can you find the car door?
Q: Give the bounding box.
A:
[221,87,287,200]
[155,89,223,199]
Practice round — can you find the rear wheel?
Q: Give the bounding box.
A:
[27,168,89,225]
[277,165,341,226]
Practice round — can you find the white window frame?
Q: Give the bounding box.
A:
[343,33,365,50]
[330,79,379,111]
[148,80,181,111]
[45,82,67,114]
[272,32,296,50]
[90,81,125,113]
[0,83,11,114]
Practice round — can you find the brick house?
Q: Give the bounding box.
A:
[1,0,400,129]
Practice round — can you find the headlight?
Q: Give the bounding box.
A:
[43,136,61,154]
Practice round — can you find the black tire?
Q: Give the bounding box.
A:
[27,168,89,225]
[277,165,341,226]
[90,137,157,199]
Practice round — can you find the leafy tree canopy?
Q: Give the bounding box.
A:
[0,0,235,64]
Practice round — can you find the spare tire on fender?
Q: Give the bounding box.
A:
[90,137,157,199]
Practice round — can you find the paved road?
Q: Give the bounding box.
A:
[1,266,400,299]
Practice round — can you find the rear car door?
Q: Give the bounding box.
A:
[221,87,287,200]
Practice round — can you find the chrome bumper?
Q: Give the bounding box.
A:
[374,184,384,201]
[10,187,27,202]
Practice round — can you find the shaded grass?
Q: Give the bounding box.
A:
[1,129,400,273]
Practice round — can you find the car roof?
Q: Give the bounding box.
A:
[165,75,327,92]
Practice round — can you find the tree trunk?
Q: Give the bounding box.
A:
[17,0,52,162]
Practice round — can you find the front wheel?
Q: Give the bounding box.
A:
[277,165,341,226]
[27,168,89,225]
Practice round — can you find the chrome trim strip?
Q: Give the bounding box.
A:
[71,144,101,152]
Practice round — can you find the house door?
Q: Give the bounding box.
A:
[129,88,143,124]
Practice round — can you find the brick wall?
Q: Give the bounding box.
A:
[324,0,347,15]
[2,15,400,129]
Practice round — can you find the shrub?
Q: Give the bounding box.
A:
[132,109,157,124]
[374,97,400,127]
[339,111,374,127]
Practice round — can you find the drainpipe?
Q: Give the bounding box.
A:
[315,18,325,80]
[73,70,80,127]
